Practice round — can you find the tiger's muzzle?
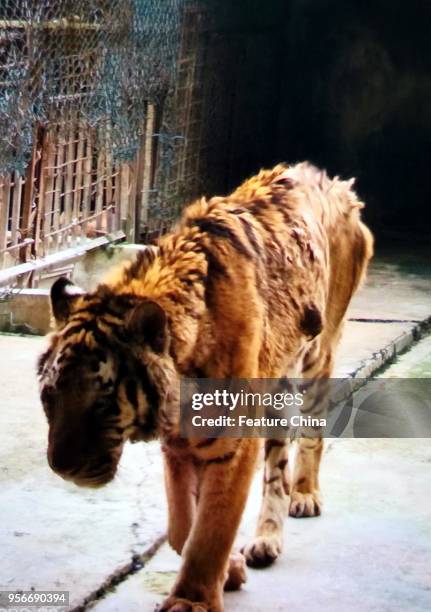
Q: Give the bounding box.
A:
[47,431,124,488]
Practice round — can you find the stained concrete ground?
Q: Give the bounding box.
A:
[0,250,430,611]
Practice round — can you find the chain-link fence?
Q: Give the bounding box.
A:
[0,0,211,288]
[0,0,181,172]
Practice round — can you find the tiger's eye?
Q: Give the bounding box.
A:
[41,387,55,417]
[41,386,54,403]
[90,360,100,372]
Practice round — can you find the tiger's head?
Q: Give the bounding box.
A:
[38,277,179,488]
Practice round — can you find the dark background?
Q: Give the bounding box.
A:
[201,0,431,237]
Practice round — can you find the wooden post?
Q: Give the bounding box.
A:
[114,164,120,233]
[0,176,10,269]
[63,121,75,247]
[52,130,65,250]
[95,148,105,232]
[11,172,22,249]
[128,159,137,242]
[105,123,114,232]
[139,104,156,232]
[82,131,92,232]
[73,124,85,244]
[42,135,56,255]
[20,125,42,264]
[119,163,132,241]
[34,132,51,260]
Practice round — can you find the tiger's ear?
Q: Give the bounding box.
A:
[126,300,168,354]
[50,277,85,325]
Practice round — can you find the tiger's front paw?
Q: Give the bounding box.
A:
[157,582,223,612]
[242,534,282,568]
[289,490,321,517]
[156,596,208,612]
[224,551,247,591]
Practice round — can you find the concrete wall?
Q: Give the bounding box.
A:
[0,290,51,335]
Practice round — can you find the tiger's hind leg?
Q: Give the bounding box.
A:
[289,436,323,517]
[243,371,328,567]
[242,438,291,568]
[288,358,330,518]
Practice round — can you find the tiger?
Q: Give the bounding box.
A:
[38,162,373,612]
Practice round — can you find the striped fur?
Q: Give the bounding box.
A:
[38,162,373,612]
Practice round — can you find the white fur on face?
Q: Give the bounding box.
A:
[63,284,85,297]
[97,358,115,384]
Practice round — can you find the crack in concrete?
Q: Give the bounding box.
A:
[130,476,148,558]
[70,534,167,612]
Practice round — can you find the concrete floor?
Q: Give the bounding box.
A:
[0,254,430,611]
[92,437,431,612]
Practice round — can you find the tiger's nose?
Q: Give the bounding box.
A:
[47,445,81,476]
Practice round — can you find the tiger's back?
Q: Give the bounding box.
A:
[137,161,372,380]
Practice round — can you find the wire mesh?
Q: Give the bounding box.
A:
[0,0,182,174]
